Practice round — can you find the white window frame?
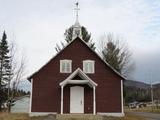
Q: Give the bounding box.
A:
[60,60,72,73]
[83,60,95,74]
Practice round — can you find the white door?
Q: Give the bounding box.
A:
[70,86,84,113]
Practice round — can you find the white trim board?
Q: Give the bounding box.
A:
[30,112,124,117]
[97,112,125,117]
[121,80,124,115]
[29,112,57,117]
[29,79,33,113]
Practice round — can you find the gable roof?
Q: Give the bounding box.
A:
[59,68,97,87]
[28,37,125,81]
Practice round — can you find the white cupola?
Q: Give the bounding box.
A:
[72,2,82,40]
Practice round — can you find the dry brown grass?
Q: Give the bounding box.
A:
[0,113,146,120]
[103,113,145,120]
[0,113,29,120]
[0,113,57,120]
[125,106,160,113]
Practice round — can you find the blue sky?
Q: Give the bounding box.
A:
[0,0,160,88]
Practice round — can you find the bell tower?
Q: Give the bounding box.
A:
[72,2,82,40]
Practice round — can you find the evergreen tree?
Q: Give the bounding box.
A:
[64,27,73,43]
[124,86,151,103]
[101,33,134,76]
[64,26,95,50]
[55,26,95,52]
[102,41,122,72]
[0,31,12,111]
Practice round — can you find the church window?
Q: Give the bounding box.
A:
[60,60,72,73]
[83,60,95,73]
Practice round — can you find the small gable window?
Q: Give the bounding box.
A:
[60,60,72,73]
[83,60,95,74]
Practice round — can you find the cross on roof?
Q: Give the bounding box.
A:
[74,2,80,22]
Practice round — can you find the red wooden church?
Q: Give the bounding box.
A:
[28,4,125,117]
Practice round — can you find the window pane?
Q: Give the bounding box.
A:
[83,60,94,73]
[60,60,72,73]
[89,62,92,73]
[66,62,70,72]
[62,62,65,72]
[85,62,88,73]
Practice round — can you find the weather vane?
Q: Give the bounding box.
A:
[74,2,80,22]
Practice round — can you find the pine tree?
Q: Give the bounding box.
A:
[64,26,95,50]
[55,26,95,52]
[102,41,122,72]
[101,34,133,76]
[0,31,12,111]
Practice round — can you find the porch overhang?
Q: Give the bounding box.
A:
[59,68,97,115]
[59,68,97,88]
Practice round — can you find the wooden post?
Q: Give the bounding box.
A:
[61,86,64,114]
[93,86,96,115]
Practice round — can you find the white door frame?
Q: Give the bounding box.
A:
[59,68,97,115]
[60,85,96,114]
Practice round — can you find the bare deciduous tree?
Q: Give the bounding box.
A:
[7,41,26,112]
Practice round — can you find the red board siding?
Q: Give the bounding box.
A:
[84,85,93,113]
[31,38,122,113]
[63,86,70,113]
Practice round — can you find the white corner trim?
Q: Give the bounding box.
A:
[97,112,125,117]
[93,86,96,115]
[29,112,57,117]
[121,80,124,115]
[29,79,33,113]
[60,86,64,114]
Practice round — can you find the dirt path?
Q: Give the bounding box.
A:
[127,111,160,120]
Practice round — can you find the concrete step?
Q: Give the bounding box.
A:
[56,114,103,120]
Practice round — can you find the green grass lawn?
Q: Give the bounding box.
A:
[0,113,146,120]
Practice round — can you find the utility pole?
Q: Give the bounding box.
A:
[150,71,154,110]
